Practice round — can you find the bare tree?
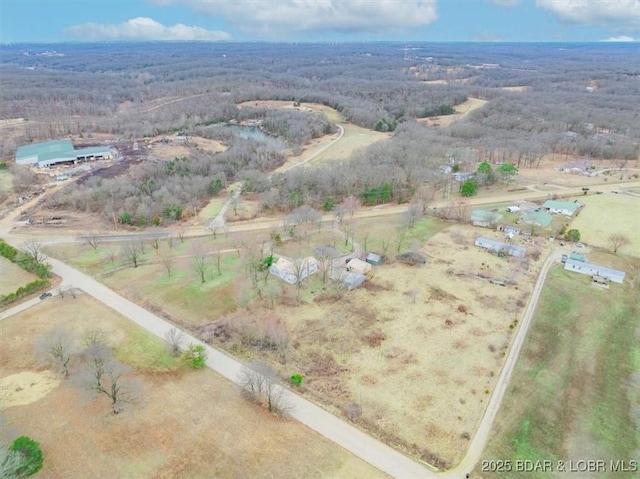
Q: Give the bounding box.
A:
[36,328,75,377]
[77,343,140,414]
[342,194,361,218]
[191,248,209,283]
[164,328,184,357]
[239,361,289,416]
[22,240,46,264]
[403,201,423,229]
[82,328,106,347]
[161,252,174,277]
[609,233,630,254]
[80,232,102,253]
[122,241,144,268]
[0,442,24,479]
[177,227,186,243]
[147,234,162,254]
[213,250,222,276]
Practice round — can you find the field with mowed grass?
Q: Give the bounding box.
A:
[570,193,640,256]
[0,256,37,297]
[476,255,640,479]
[0,294,389,479]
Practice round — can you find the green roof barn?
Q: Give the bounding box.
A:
[15,140,112,168]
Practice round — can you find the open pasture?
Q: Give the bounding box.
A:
[571,193,640,256]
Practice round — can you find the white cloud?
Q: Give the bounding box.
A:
[602,35,636,41]
[536,0,640,32]
[64,17,230,41]
[148,0,438,36]
[492,0,520,7]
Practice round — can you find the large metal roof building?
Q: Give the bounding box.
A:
[15,139,112,168]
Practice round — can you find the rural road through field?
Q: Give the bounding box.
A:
[1,235,563,479]
[43,257,436,479]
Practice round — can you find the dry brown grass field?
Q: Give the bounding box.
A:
[0,256,37,296]
[0,295,389,479]
[211,225,548,468]
[570,193,640,256]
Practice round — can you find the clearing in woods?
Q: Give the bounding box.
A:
[238,100,391,168]
[0,294,389,479]
[570,193,640,256]
[417,97,488,128]
[476,254,640,479]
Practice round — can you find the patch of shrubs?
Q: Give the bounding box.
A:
[0,279,50,306]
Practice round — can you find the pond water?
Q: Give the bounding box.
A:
[225,124,273,143]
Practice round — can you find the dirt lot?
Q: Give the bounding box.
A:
[146,136,226,161]
[570,193,640,256]
[0,295,389,479]
[0,256,37,296]
[208,224,547,468]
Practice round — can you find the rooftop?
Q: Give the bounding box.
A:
[16,139,74,162]
[520,211,553,228]
[543,200,583,213]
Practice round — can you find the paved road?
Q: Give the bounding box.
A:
[44,257,435,479]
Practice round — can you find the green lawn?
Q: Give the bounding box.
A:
[477,260,640,478]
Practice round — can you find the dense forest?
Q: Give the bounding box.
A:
[1,42,638,221]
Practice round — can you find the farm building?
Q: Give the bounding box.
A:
[564,258,625,284]
[569,252,586,262]
[15,139,112,168]
[475,237,527,258]
[269,257,319,284]
[366,252,383,266]
[471,210,502,227]
[542,200,583,216]
[519,211,553,228]
[345,258,372,275]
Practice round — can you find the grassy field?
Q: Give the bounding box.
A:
[311,123,391,165]
[210,224,548,468]
[571,193,640,256]
[0,256,37,296]
[198,197,225,221]
[0,170,12,195]
[0,294,389,479]
[476,256,640,479]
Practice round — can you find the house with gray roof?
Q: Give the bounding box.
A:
[564,258,625,284]
[475,237,527,258]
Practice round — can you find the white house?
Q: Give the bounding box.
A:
[345,258,372,275]
[475,237,527,258]
[564,258,625,284]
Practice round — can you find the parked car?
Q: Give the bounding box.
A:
[561,254,568,264]
[506,206,521,213]
[39,292,52,300]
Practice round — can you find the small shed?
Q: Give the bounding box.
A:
[471,210,502,227]
[366,252,383,266]
[343,272,366,291]
[346,258,372,275]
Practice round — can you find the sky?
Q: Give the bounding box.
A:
[0,0,639,44]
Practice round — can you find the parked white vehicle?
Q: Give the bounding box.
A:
[506,206,521,213]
